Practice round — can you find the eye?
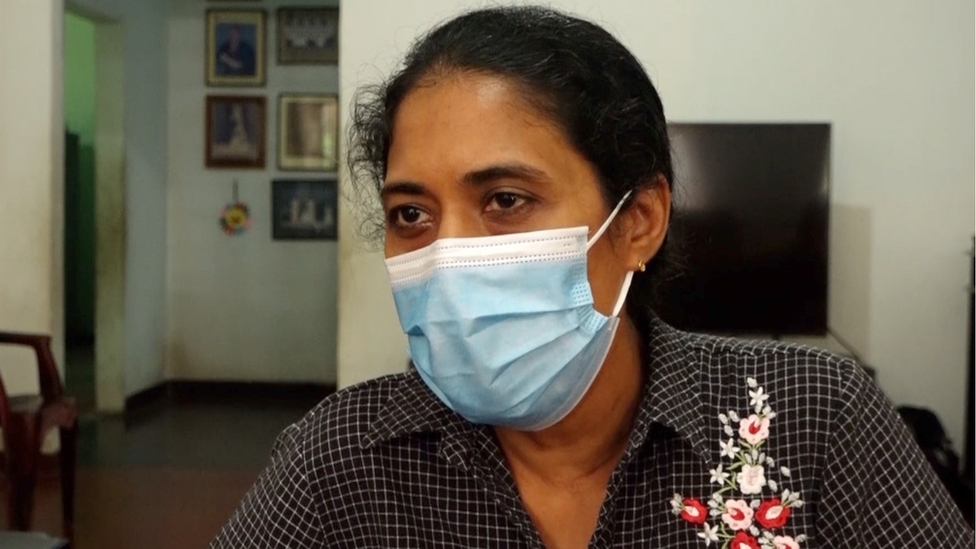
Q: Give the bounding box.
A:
[485,191,527,213]
[388,205,431,228]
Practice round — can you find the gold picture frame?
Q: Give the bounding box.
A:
[277,94,338,171]
[206,10,266,87]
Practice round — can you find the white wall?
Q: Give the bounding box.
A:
[338,1,975,446]
[71,0,171,400]
[0,0,65,396]
[165,0,339,384]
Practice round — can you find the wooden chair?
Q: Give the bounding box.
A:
[0,332,77,542]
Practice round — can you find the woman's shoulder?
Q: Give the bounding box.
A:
[681,331,885,460]
[297,372,419,439]
[681,329,867,399]
[279,370,449,463]
[650,324,876,444]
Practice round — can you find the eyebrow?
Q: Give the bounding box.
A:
[461,162,553,186]
[380,161,553,203]
[379,181,427,203]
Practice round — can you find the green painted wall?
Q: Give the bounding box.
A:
[64,13,96,145]
[64,12,97,342]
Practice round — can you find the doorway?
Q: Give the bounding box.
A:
[64,11,97,415]
[63,6,126,414]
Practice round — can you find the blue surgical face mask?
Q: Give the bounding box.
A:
[385,194,634,431]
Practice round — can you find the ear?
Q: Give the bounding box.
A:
[620,174,671,270]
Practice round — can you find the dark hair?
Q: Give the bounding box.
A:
[348,5,679,314]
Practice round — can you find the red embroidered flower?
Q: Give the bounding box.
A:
[730,531,761,549]
[756,498,792,529]
[679,498,707,524]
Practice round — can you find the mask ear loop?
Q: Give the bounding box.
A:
[585,190,635,318]
[586,190,633,250]
[611,271,634,317]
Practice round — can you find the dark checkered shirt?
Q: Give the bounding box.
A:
[212,315,973,547]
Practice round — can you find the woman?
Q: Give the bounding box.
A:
[213,6,971,548]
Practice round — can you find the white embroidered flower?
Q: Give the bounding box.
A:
[721,499,754,531]
[698,522,720,546]
[747,377,758,388]
[739,414,771,445]
[737,464,767,494]
[720,437,740,459]
[709,464,730,485]
[749,386,768,407]
[670,493,684,512]
[772,535,801,549]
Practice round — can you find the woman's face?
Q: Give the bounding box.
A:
[382,72,667,316]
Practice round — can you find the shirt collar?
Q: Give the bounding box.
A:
[624,311,713,463]
[361,372,465,448]
[361,311,712,464]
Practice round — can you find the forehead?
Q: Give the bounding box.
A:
[385,72,582,183]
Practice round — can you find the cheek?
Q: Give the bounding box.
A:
[586,237,629,316]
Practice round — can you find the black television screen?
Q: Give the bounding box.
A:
[655,123,831,335]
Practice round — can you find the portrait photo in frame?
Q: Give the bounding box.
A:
[205,95,267,169]
[272,179,338,240]
[206,10,267,87]
[277,7,339,65]
[277,94,338,171]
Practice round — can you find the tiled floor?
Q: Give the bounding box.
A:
[5,386,322,549]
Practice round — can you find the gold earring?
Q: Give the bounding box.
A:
[637,260,646,272]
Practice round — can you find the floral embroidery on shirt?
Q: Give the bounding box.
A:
[671,377,808,549]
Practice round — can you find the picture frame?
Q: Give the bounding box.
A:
[205,95,267,169]
[206,10,266,87]
[277,7,339,65]
[277,93,338,171]
[272,179,338,240]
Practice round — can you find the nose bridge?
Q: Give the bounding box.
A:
[436,203,483,240]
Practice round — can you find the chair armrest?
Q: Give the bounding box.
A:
[0,332,64,402]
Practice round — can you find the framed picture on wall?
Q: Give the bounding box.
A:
[205,95,266,168]
[272,179,338,240]
[206,10,266,87]
[277,7,339,65]
[277,93,338,171]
